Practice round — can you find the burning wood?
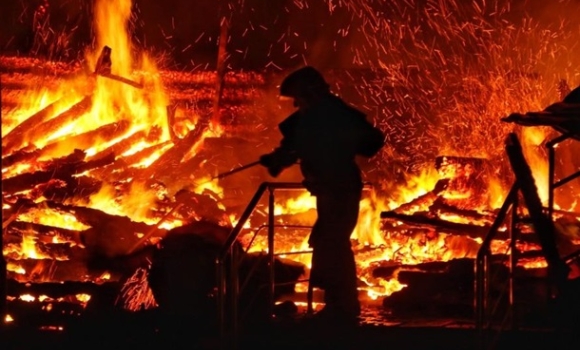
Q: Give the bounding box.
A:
[2,150,115,194]
[4,95,94,155]
[2,97,70,152]
[381,210,491,238]
[37,120,131,159]
[1,0,580,331]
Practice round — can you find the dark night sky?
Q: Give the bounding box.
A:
[0,0,579,71]
[0,0,580,77]
[0,0,349,69]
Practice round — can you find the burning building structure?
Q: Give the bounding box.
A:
[1,0,579,346]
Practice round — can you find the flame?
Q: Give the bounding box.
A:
[521,127,551,204]
[2,0,579,311]
[352,192,387,247]
[7,262,26,275]
[75,294,92,303]
[274,192,316,215]
[88,181,160,223]
[192,176,225,197]
[21,230,44,259]
[19,294,36,302]
[17,208,91,231]
[4,314,14,323]
[386,167,440,211]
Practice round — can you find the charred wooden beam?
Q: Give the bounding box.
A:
[380,210,491,238]
[86,130,147,162]
[4,198,168,258]
[115,139,172,169]
[3,95,93,154]
[1,97,70,153]
[505,133,569,283]
[5,279,119,298]
[3,242,84,261]
[38,120,131,159]
[2,149,85,193]
[390,179,451,214]
[371,255,547,281]
[1,148,41,168]
[5,299,87,326]
[38,175,103,203]
[3,221,81,244]
[429,197,497,224]
[137,125,208,181]
[48,202,152,232]
[211,15,230,126]
[2,151,114,194]
[389,192,439,214]
[5,258,100,282]
[93,140,171,181]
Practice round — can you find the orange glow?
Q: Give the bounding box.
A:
[2,0,579,312]
[17,209,90,231]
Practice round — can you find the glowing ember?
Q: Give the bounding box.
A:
[19,294,36,302]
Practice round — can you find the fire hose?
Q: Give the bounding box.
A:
[126,160,262,254]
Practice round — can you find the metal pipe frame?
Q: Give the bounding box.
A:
[475,183,518,333]
[217,182,374,346]
[267,188,276,318]
[509,194,519,330]
[546,132,579,221]
[216,182,305,346]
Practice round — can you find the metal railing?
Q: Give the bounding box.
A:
[475,183,519,349]
[546,131,580,221]
[216,182,308,346]
[476,131,580,349]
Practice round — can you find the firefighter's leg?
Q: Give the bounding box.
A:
[311,192,361,318]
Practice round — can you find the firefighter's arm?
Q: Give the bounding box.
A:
[259,141,298,177]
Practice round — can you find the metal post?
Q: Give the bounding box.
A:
[211,10,230,126]
[509,195,519,330]
[547,142,556,221]
[482,254,489,325]
[475,183,518,344]
[216,257,226,343]
[545,132,574,221]
[307,282,314,314]
[230,246,239,348]
[475,256,485,330]
[475,254,488,350]
[267,187,276,318]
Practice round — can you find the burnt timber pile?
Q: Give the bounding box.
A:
[0,55,307,328]
[2,55,580,333]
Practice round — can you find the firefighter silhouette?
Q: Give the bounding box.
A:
[260,66,385,325]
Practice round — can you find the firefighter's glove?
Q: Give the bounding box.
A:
[259,153,283,177]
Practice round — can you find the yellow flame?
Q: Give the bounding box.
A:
[17,208,91,231]
[7,262,26,275]
[88,181,160,224]
[19,294,35,302]
[274,192,316,215]
[75,294,92,303]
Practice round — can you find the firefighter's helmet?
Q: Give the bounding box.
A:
[279,66,329,98]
